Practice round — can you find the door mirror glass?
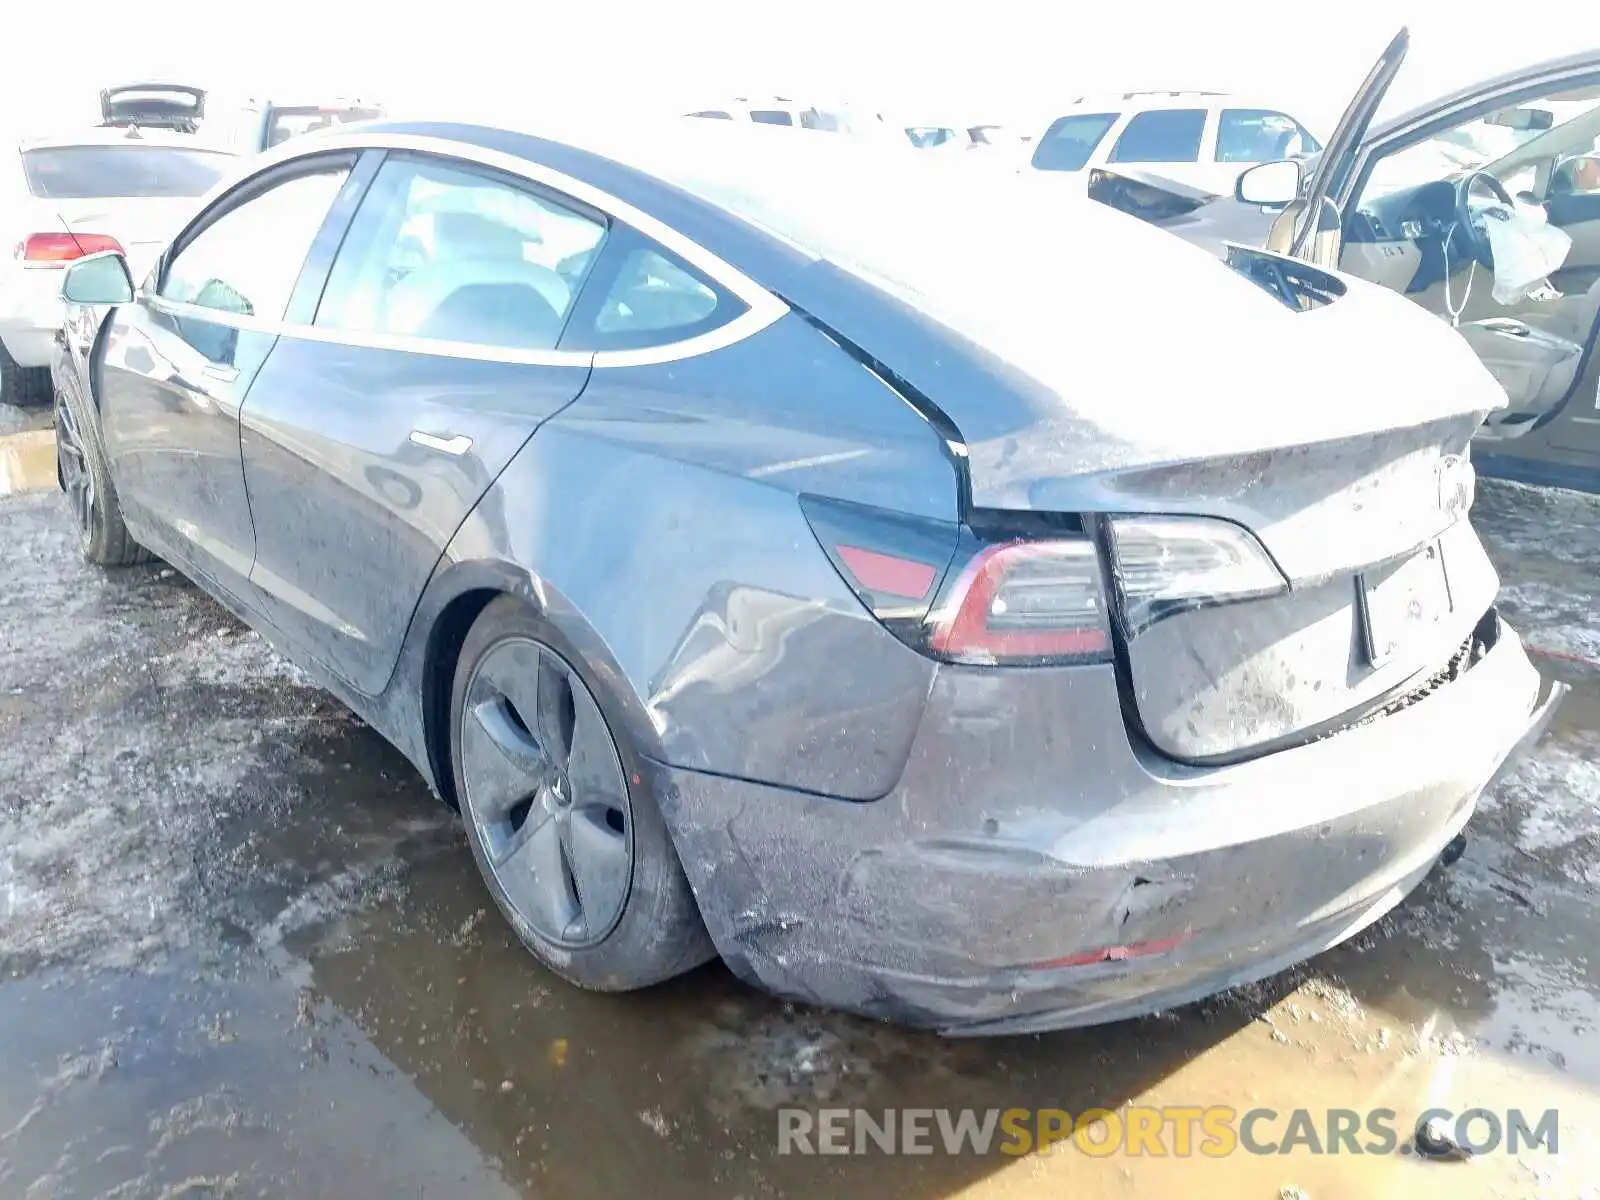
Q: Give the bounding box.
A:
[1485,106,1555,133]
[1236,158,1303,208]
[61,252,135,304]
[1553,153,1600,196]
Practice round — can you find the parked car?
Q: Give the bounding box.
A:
[1024,90,1323,195]
[0,126,236,405]
[1089,31,1600,491]
[51,119,1562,1034]
[905,124,963,150]
[98,82,384,155]
[683,98,888,137]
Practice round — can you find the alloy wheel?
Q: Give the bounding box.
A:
[55,398,96,538]
[459,637,634,948]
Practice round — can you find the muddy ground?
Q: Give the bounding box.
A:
[1,436,1597,1198]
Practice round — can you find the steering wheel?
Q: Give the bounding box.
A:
[1454,170,1515,268]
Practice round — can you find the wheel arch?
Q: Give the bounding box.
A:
[414,558,664,811]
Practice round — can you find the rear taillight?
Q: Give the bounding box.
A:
[804,499,1287,665]
[799,495,960,646]
[927,538,1112,665]
[15,233,124,265]
[800,495,1112,667]
[1105,515,1288,634]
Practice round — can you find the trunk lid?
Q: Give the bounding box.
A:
[802,213,1506,764]
[802,200,1504,581]
[99,83,207,132]
[954,259,1502,582]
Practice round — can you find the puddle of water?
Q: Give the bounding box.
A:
[0,431,56,496]
[0,955,518,1199]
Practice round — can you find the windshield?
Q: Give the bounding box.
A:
[1363,98,1600,201]
[21,145,234,199]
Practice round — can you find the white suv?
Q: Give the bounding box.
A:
[1023,91,1322,196]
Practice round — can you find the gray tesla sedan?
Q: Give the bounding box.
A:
[50,117,1564,1035]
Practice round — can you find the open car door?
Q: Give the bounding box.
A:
[1262,29,1411,266]
[1254,47,1600,466]
[1083,30,1410,268]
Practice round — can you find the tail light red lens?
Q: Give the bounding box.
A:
[798,495,960,647]
[800,494,1112,668]
[928,539,1112,665]
[16,233,124,265]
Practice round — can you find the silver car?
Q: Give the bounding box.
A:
[51,119,1564,1034]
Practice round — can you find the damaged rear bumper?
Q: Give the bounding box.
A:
[654,611,1562,1035]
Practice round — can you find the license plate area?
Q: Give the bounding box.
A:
[1358,541,1452,667]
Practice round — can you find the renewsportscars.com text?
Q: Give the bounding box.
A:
[777,1106,1560,1158]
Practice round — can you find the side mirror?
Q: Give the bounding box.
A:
[1236,159,1303,209]
[61,251,135,305]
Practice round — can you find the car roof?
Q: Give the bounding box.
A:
[298,115,1156,261]
[18,127,241,153]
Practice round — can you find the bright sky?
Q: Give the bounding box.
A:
[4,0,1596,141]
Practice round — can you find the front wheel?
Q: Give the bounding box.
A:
[449,597,714,990]
[54,383,150,566]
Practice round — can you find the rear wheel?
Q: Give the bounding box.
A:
[449,597,714,990]
[0,343,51,407]
[54,383,150,566]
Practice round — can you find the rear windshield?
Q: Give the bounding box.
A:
[1031,113,1119,171]
[264,107,382,148]
[22,145,233,199]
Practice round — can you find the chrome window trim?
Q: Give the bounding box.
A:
[157,129,789,369]
[144,293,594,367]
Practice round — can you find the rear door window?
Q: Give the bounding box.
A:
[23,146,234,199]
[1030,113,1119,171]
[560,227,745,354]
[313,154,607,352]
[749,110,793,126]
[1108,108,1207,163]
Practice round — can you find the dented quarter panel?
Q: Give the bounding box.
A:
[396,313,958,799]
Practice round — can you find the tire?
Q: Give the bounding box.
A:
[54,381,151,566]
[0,342,51,407]
[449,596,714,990]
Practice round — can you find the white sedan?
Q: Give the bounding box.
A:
[0,127,236,404]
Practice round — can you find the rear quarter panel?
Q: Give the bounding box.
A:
[413,313,962,800]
